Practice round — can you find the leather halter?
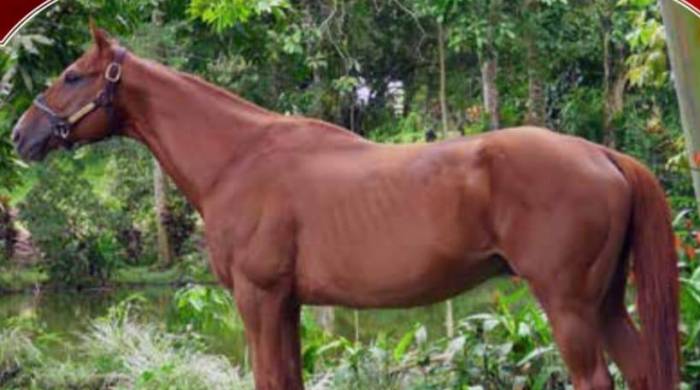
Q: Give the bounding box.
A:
[33,47,127,141]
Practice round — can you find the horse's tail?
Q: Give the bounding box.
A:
[607,150,680,389]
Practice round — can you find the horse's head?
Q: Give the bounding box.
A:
[12,23,126,161]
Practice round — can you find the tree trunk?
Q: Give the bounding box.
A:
[601,1,626,147]
[0,199,14,262]
[481,60,499,131]
[526,60,545,126]
[659,0,700,216]
[481,0,501,130]
[524,0,545,127]
[150,4,174,268]
[153,159,174,268]
[438,21,449,138]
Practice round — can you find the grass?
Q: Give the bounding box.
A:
[113,264,217,286]
[112,265,185,285]
[0,266,46,293]
[0,315,253,389]
[0,263,216,293]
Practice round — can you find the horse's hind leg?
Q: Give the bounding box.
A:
[600,308,647,390]
[599,254,649,389]
[505,212,626,389]
[532,288,613,390]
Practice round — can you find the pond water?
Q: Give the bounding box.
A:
[0,278,514,364]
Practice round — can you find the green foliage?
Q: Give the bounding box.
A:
[558,87,604,141]
[0,294,252,389]
[302,285,567,389]
[170,284,242,335]
[0,266,46,292]
[681,267,700,378]
[626,0,669,87]
[188,0,289,31]
[673,209,700,385]
[299,308,348,376]
[19,157,128,287]
[368,111,427,144]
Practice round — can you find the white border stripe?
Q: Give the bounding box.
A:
[0,1,58,47]
[673,0,700,18]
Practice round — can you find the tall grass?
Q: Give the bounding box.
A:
[0,294,253,390]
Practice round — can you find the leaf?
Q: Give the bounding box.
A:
[483,318,500,332]
[393,329,415,362]
[516,346,556,367]
[443,335,466,362]
[414,325,427,345]
[517,322,532,337]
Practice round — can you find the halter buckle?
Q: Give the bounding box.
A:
[55,121,71,139]
[105,62,122,82]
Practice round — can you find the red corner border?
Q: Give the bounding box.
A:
[674,0,700,17]
[0,0,57,47]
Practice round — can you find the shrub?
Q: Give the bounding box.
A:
[19,159,127,287]
[169,284,242,335]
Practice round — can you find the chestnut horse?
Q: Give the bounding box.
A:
[11,27,679,390]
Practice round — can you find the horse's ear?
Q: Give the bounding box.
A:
[89,19,111,53]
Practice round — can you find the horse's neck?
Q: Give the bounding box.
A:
[119,56,279,211]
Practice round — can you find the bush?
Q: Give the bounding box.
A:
[19,159,127,287]
[368,111,430,144]
[169,284,242,335]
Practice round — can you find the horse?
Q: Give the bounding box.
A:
[11,25,679,390]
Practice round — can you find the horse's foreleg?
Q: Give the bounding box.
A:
[233,276,303,390]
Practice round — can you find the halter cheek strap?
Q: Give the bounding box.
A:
[33,47,127,141]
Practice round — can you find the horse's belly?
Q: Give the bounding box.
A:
[296,241,507,308]
[293,145,499,307]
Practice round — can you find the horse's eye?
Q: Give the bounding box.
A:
[64,71,82,84]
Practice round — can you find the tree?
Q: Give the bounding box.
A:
[437,20,450,138]
[153,159,174,268]
[599,0,628,146]
[481,0,502,130]
[522,0,546,126]
[150,4,175,268]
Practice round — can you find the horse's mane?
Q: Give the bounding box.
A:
[175,69,279,117]
[137,53,363,141]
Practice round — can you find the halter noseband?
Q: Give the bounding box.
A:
[33,47,127,141]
